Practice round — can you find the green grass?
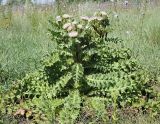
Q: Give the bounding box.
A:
[0,6,55,79]
[118,114,160,124]
[1,3,160,80]
[109,6,160,76]
[0,2,160,123]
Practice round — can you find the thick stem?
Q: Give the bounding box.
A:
[75,43,82,63]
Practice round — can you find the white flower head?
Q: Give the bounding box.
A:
[67,25,75,32]
[68,31,78,38]
[63,23,71,29]
[56,16,62,22]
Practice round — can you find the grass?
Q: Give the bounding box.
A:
[0,5,55,79]
[109,6,160,76]
[1,2,160,80]
[0,1,160,123]
[118,115,160,124]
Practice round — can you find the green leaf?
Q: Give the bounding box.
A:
[59,90,81,124]
[72,63,84,88]
[51,73,72,97]
[86,73,116,89]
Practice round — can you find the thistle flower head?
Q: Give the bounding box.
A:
[68,31,78,38]
[63,23,72,29]
[67,25,75,32]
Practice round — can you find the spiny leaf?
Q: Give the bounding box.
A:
[72,63,84,88]
[51,73,72,98]
[59,90,81,124]
[86,73,117,89]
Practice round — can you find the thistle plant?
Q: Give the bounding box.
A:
[1,11,160,123]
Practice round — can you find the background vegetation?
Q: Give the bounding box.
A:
[0,0,160,123]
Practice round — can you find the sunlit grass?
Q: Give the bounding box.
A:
[110,6,160,76]
[0,6,55,79]
[0,1,160,123]
[1,2,160,80]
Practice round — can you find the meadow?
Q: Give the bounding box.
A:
[0,1,160,123]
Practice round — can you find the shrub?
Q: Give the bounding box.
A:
[0,11,160,123]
